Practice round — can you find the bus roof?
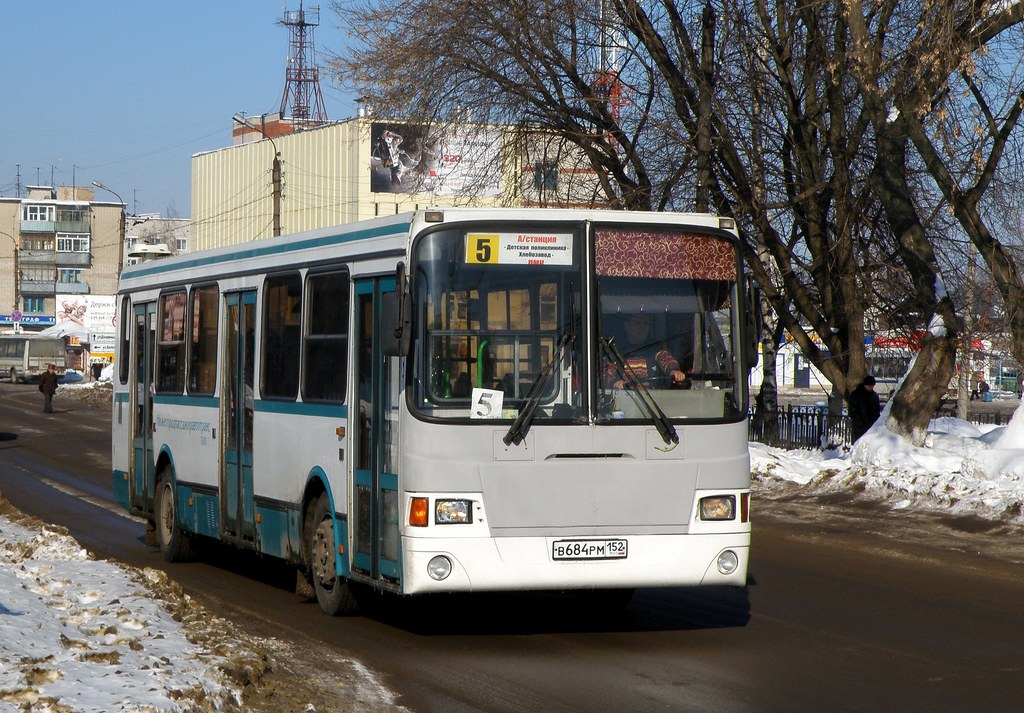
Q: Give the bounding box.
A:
[118,208,735,293]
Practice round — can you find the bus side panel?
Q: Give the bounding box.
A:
[152,399,220,527]
[112,391,130,508]
[251,408,350,561]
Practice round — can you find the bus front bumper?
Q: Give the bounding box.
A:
[400,532,749,595]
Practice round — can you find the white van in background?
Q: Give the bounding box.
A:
[0,335,66,383]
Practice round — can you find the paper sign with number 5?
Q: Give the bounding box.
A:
[470,388,504,419]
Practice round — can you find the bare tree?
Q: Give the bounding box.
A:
[330,0,1024,443]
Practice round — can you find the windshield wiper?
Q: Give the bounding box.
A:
[503,331,574,446]
[600,336,679,448]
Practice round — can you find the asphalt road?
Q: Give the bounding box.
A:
[1,380,1022,712]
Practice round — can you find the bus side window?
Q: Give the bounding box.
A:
[188,285,219,395]
[302,270,349,403]
[262,273,302,400]
[118,297,131,385]
[156,291,186,394]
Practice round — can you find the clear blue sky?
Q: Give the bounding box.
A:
[0,2,356,218]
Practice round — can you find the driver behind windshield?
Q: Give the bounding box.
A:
[604,312,688,389]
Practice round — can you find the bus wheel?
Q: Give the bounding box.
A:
[9,368,19,384]
[155,471,194,562]
[310,493,358,616]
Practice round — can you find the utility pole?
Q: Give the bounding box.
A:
[271,151,282,237]
[92,181,127,278]
[232,116,282,237]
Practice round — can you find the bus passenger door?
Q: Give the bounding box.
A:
[130,302,156,512]
[352,278,401,584]
[222,291,257,543]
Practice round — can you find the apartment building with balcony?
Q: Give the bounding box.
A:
[125,213,190,266]
[0,185,123,334]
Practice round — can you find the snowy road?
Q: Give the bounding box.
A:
[1,379,1023,712]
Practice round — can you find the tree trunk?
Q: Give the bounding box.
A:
[869,127,960,444]
[887,335,957,445]
[753,319,783,444]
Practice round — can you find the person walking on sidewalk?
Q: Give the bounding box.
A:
[38,363,60,413]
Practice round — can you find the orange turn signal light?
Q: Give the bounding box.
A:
[410,497,429,527]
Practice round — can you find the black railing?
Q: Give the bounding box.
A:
[749,404,1014,450]
[749,405,850,450]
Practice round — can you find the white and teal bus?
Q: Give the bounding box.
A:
[112,208,755,615]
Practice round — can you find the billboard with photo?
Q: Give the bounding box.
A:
[55,295,117,337]
[370,122,503,196]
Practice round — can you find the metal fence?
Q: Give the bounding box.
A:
[749,403,1015,450]
[749,405,850,450]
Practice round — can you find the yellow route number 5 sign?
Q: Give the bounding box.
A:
[466,233,499,264]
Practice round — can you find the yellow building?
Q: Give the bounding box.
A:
[191,115,606,251]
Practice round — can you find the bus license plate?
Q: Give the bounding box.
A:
[552,539,627,561]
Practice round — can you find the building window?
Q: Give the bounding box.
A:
[21,237,54,251]
[57,234,90,252]
[58,268,83,284]
[22,204,55,222]
[534,161,558,191]
[24,266,54,282]
[176,237,188,252]
[24,297,46,313]
[56,207,87,222]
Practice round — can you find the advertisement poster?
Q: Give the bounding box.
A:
[55,295,116,339]
[370,122,503,197]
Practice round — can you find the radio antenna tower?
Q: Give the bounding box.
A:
[593,0,624,123]
[278,2,328,123]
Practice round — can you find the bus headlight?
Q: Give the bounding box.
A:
[699,495,736,521]
[435,499,472,524]
[427,555,452,580]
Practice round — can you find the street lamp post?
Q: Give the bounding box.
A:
[92,180,126,277]
[0,228,20,332]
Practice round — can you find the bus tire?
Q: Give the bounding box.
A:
[155,470,194,562]
[9,368,19,384]
[310,492,358,616]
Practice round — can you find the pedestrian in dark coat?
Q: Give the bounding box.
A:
[38,363,60,414]
[849,375,881,442]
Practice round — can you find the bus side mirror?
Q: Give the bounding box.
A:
[381,291,411,356]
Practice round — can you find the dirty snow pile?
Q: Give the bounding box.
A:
[0,514,258,712]
[750,399,1024,522]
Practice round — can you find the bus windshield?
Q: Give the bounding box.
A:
[411,225,583,422]
[595,227,742,421]
[409,222,743,423]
